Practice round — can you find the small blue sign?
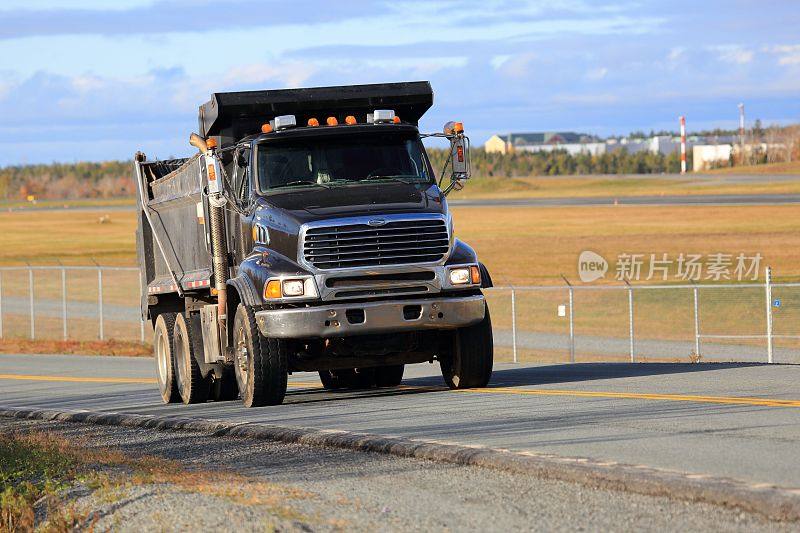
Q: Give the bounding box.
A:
[773,298,781,308]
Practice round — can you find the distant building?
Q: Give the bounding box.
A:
[484,132,601,155]
[693,144,733,171]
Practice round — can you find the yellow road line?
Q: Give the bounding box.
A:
[3,374,799,408]
[0,373,156,384]
[457,387,800,408]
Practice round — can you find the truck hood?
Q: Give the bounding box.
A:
[263,182,446,221]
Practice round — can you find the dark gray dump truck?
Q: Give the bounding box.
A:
[135,81,493,407]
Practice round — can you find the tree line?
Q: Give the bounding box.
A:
[427,148,688,178]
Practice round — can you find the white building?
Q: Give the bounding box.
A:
[693,144,732,171]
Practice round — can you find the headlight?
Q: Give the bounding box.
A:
[282,279,305,296]
[449,268,470,285]
[448,265,481,286]
[264,278,318,299]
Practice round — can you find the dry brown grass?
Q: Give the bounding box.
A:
[705,160,800,175]
[1,426,317,531]
[0,210,136,266]
[452,204,800,285]
[0,339,150,357]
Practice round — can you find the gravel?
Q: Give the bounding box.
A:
[4,418,796,532]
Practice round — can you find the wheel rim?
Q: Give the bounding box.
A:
[236,324,249,389]
[174,328,187,395]
[155,330,168,387]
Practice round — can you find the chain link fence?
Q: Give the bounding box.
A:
[0,265,796,364]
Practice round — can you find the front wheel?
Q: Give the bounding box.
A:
[233,305,288,407]
[440,304,493,389]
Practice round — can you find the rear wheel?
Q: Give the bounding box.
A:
[319,370,344,390]
[233,304,288,407]
[441,304,493,389]
[173,312,210,404]
[374,365,404,387]
[153,313,179,404]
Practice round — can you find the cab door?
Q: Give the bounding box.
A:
[228,147,255,264]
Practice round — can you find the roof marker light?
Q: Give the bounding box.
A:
[261,123,273,133]
[326,116,338,126]
[393,116,401,124]
[345,115,357,125]
[373,109,395,123]
[274,115,297,130]
[307,118,320,127]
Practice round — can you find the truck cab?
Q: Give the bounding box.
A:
[135,82,493,407]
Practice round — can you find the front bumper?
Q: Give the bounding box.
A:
[255,295,485,339]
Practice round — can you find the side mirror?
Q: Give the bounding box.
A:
[442,121,470,196]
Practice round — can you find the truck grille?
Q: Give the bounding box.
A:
[303,218,449,270]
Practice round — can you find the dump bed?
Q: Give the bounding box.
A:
[135,155,212,318]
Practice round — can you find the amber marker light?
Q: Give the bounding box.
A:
[454,122,464,133]
[326,116,338,126]
[345,115,357,125]
[470,266,481,284]
[307,118,320,127]
[261,123,273,133]
[393,116,401,123]
[264,280,282,299]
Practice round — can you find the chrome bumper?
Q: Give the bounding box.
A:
[255,295,485,339]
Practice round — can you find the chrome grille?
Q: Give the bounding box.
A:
[303,218,449,270]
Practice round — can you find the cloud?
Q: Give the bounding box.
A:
[768,44,800,65]
[711,45,754,65]
[585,67,608,81]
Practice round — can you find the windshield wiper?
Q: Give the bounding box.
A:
[362,175,420,185]
[273,180,329,189]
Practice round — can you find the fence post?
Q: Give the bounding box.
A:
[28,267,35,340]
[61,267,68,340]
[0,271,3,338]
[98,267,104,341]
[510,288,518,363]
[692,284,701,358]
[625,280,635,363]
[561,276,575,363]
[765,266,773,363]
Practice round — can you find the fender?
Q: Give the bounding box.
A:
[226,275,261,308]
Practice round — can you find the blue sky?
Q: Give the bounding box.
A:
[1,0,798,165]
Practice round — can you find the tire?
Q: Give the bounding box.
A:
[211,366,239,402]
[441,303,493,389]
[318,370,344,390]
[374,365,404,387]
[173,312,210,404]
[153,313,179,404]
[233,304,288,407]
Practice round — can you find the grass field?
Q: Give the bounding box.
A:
[706,160,800,175]
[2,203,798,284]
[1,198,798,361]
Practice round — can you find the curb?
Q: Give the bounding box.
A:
[2,406,798,522]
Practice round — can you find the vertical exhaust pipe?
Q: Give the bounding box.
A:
[191,133,228,321]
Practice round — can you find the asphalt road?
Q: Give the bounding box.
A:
[450,193,800,207]
[1,354,799,489]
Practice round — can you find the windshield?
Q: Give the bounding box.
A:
[256,133,434,191]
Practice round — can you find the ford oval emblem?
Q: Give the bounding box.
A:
[367,218,387,227]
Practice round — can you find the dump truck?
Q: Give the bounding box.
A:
[135,81,493,407]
